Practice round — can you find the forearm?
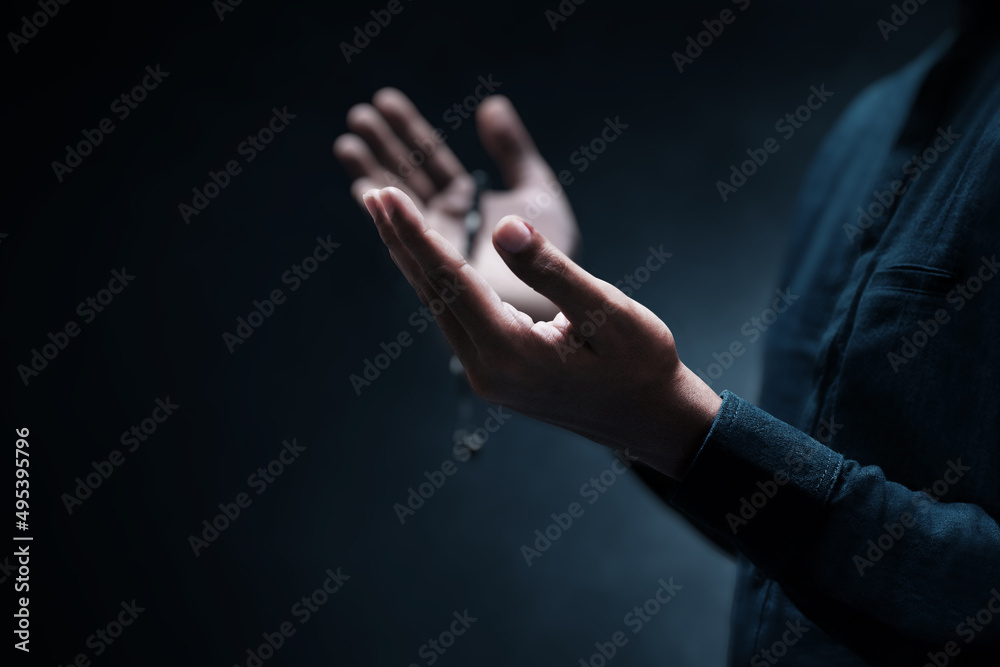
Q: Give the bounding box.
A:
[669,390,1000,645]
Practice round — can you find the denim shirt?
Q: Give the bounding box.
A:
[663,25,1000,667]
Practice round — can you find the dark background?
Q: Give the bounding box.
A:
[2,0,955,664]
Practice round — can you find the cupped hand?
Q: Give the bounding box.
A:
[362,186,721,480]
[334,88,578,320]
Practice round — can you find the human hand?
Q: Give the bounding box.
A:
[334,88,578,320]
[362,186,721,480]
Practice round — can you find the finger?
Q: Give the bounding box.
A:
[333,133,419,209]
[350,176,381,209]
[362,190,477,361]
[350,174,422,214]
[476,95,551,189]
[333,133,395,185]
[372,87,471,190]
[492,215,620,340]
[335,135,424,209]
[346,103,437,202]
[376,187,521,345]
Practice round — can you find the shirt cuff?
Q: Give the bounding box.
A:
[669,390,844,577]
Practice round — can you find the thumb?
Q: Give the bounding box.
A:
[476,96,551,189]
[493,215,616,331]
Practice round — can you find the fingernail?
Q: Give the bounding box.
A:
[496,217,531,253]
[362,190,378,220]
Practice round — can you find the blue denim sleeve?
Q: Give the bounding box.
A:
[670,390,1000,647]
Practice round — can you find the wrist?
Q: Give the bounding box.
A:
[673,363,723,480]
[645,363,723,481]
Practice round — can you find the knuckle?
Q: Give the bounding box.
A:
[597,282,632,313]
[532,250,568,283]
[605,292,632,320]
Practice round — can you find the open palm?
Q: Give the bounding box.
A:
[334,88,578,320]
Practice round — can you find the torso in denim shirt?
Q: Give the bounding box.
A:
[731,31,1000,666]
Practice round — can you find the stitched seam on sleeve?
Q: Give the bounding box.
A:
[818,456,844,505]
